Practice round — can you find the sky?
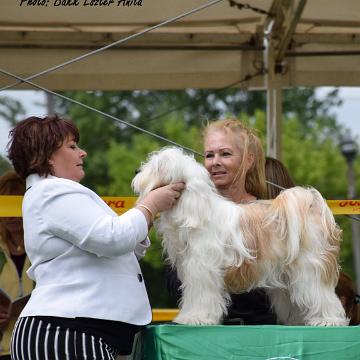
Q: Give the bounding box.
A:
[1,87,360,156]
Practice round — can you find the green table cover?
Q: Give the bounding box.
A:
[133,324,360,360]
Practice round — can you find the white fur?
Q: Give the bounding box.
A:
[132,147,348,326]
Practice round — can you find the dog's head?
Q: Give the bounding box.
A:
[132,146,211,200]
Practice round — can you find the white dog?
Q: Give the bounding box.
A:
[132,147,348,326]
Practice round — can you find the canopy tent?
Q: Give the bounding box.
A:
[1,0,360,290]
[0,0,360,155]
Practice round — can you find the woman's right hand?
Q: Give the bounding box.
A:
[137,182,185,223]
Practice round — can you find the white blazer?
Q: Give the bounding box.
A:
[21,174,152,325]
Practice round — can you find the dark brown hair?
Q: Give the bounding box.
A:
[335,271,360,325]
[0,170,25,196]
[7,114,79,179]
[265,157,295,199]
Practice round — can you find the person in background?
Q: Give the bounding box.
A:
[7,114,184,360]
[335,271,360,325]
[167,118,277,325]
[265,156,295,198]
[0,171,32,360]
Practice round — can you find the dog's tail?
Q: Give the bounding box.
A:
[270,186,342,276]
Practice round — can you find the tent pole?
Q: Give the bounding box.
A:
[264,30,283,160]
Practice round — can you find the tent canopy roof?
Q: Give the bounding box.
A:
[0,0,360,90]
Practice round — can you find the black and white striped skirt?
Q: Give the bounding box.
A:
[11,317,120,360]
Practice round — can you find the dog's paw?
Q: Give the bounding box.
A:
[174,313,219,325]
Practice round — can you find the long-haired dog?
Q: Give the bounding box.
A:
[132,147,348,326]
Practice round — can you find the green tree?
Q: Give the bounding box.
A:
[0,95,25,174]
[56,87,342,192]
[0,96,25,126]
[0,157,11,175]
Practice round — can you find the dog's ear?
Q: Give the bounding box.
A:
[131,158,158,198]
[131,170,145,196]
[131,149,175,198]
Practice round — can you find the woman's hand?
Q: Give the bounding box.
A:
[137,182,185,224]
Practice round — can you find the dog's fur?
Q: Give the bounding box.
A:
[132,147,348,326]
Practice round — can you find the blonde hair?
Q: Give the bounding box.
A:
[203,119,267,199]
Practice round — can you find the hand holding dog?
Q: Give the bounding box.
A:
[137,182,185,224]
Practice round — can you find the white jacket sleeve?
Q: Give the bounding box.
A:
[135,237,151,259]
[40,183,148,257]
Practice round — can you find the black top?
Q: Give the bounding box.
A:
[225,290,277,325]
[10,253,26,278]
[165,266,277,325]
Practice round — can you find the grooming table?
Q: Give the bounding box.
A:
[132,324,360,360]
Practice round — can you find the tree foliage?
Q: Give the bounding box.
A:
[0,95,25,175]
[0,96,25,127]
[2,87,357,306]
[0,157,11,175]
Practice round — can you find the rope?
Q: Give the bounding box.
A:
[266,180,286,191]
[347,214,360,222]
[3,69,358,225]
[266,180,360,223]
[0,0,225,92]
[4,68,358,225]
[144,69,266,126]
[0,68,203,156]
[0,67,265,157]
[0,1,358,228]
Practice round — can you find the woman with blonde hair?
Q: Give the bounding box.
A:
[167,118,277,325]
[203,119,267,202]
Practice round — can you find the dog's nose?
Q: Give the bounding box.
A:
[135,168,141,175]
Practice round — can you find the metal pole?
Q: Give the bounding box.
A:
[264,25,282,160]
[347,161,360,292]
[46,92,55,115]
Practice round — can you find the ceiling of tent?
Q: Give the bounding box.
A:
[0,0,359,91]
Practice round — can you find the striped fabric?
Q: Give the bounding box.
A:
[11,317,119,360]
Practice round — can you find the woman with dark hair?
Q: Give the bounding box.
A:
[265,156,295,198]
[7,114,184,360]
[0,171,32,360]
